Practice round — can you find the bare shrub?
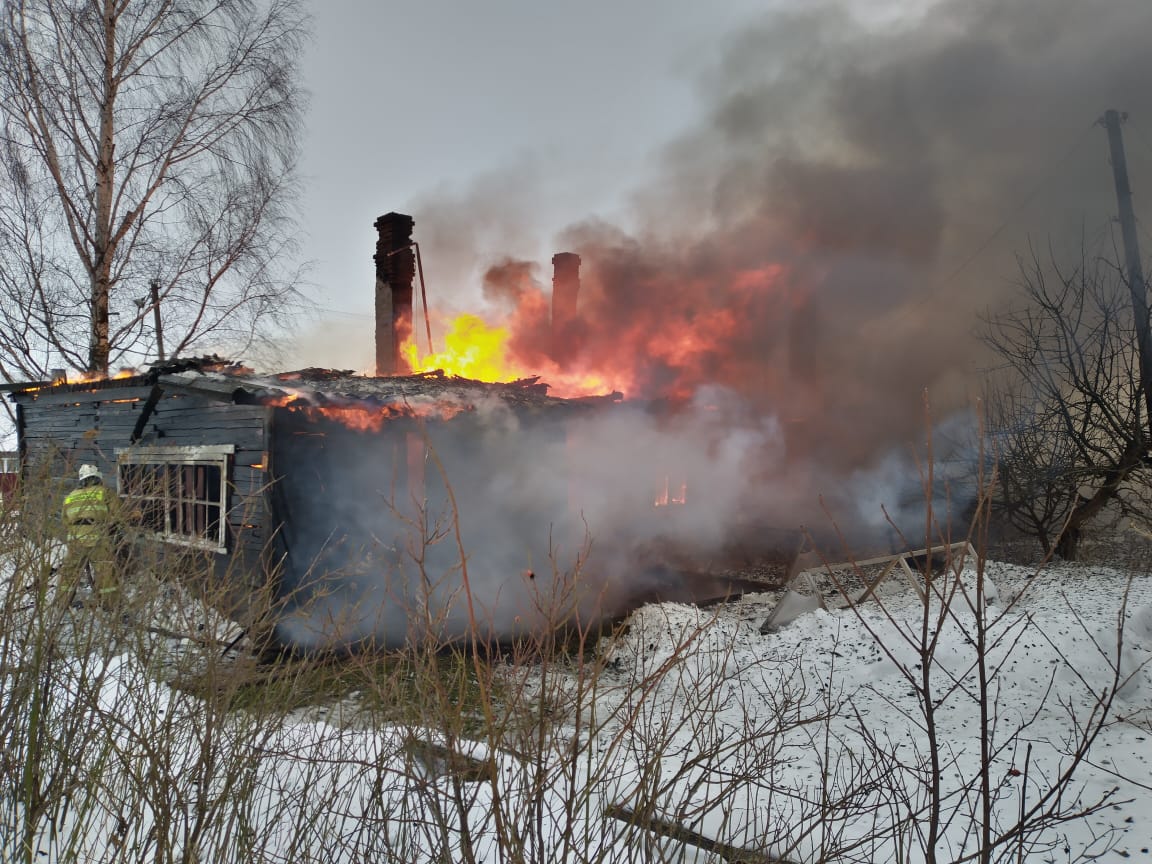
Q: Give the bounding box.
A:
[0,437,1146,863]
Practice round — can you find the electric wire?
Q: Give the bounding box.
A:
[1125,121,1152,162]
[885,122,1099,332]
[311,305,363,318]
[939,122,1098,288]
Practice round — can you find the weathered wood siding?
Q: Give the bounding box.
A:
[14,384,272,583]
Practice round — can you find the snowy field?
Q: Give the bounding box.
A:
[2,553,1150,863]
[597,560,1152,862]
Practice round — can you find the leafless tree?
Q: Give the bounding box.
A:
[982,383,1081,554]
[0,0,308,384]
[982,244,1150,559]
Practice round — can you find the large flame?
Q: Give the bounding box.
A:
[403,314,514,383]
[400,261,792,403]
[403,314,623,398]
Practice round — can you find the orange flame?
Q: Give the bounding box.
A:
[263,391,467,431]
[403,314,623,398]
[403,314,513,383]
[69,367,139,385]
[654,476,688,507]
[400,261,790,403]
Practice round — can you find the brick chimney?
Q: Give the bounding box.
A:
[551,252,581,367]
[373,212,416,376]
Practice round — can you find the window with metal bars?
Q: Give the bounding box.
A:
[116,445,233,552]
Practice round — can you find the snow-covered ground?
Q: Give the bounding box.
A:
[596,560,1152,861]
[2,554,1149,862]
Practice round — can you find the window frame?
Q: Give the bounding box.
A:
[115,444,234,553]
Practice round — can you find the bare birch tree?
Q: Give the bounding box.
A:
[982,245,1150,559]
[0,0,308,382]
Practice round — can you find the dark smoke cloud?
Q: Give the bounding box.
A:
[427,0,1152,521]
[284,0,1152,648]
[481,258,554,370]
[409,164,549,313]
[550,0,1152,465]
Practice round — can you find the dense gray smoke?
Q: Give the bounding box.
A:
[422,0,1152,454]
[282,0,1152,649]
[271,387,979,651]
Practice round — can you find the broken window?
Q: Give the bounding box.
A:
[116,445,234,552]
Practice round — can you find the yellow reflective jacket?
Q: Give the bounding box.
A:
[62,484,117,548]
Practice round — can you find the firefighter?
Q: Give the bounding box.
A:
[62,464,123,607]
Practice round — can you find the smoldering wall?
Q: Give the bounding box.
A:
[268,398,597,651]
[269,386,979,651]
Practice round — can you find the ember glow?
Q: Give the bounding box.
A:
[70,367,138,384]
[264,392,469,430]
[654,476,688,508]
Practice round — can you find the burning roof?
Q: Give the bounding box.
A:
[157,363,622,423]
[8,355,622,420]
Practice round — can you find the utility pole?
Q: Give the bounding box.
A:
[150,280,165,362]
[1102,108,1152,437]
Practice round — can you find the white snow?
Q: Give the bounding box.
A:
[3,556,1150,862]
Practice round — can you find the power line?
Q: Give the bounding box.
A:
[939,122,1097,287]
[1125,120,1152,162]
[1087,214,1117,262]
[884,122,1099,332]
[311,305,366,319]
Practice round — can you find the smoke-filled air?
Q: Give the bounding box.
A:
[282,0,1152,648]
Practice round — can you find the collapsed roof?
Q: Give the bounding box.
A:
[8,356,623,419]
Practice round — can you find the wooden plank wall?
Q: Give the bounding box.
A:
[146,394,271,574]
[16,387,272,578]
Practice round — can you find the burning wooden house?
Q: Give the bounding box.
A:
[9,358,619,649]
[7,211,810,650]
[5,212,631,650]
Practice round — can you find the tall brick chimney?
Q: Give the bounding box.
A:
[373,212,416,376]
[551,252,581,367]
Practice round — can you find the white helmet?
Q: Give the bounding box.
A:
[78,464,102,482]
